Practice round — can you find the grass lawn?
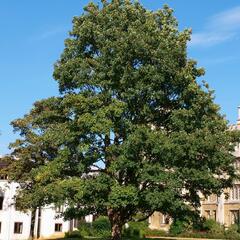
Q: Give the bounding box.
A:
[54,238,155,240]
[60,238,227,240]
[55,236,227,240]
[56,238,189,240]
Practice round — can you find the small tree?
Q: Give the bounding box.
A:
[2,1,240,239]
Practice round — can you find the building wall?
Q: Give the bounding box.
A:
[35,207,71,239]
[149,113,240,231]
[0,181,32,240]
[149,212,171,231]
[150,182,240,231]
[0,179,92,240]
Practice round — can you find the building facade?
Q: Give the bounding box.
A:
[149,107,240,231]
[201,116,240,227]
[0,176,92,240]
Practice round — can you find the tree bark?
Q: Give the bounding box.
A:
[111,223,122,240]
[108,208,123,240]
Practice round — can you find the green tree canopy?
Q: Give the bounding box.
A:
[2,1,240,239]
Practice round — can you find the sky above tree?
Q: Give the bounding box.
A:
[0,0,240,154]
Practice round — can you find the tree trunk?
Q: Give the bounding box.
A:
[111,223,122,240]
[108,208,123,240]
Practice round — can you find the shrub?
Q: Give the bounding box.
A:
[124,221,148,238]
[123,220,151,238]
[169,219,191,235]
[122,220,165,238]
[202,219,224,234]
[225,224,240,240]
[91,216,111,237]
[78,222,93,237]
[64,230,83,239]
[78,216,111,238]
[143,228,166,237]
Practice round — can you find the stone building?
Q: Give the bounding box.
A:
[201,108,240,227]
[149,107,240,231]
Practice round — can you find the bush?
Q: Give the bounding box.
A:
[78,216,165,239]
[78,216,111,238]
[202,219,224,234]
[91,216,111,237]
[65,230,83,239]
[169,219,191,235]
[122,220,165,238]
[225,224,240,240]
[143,228,166,237]
[123,221,148,238]
[78,222,92,237]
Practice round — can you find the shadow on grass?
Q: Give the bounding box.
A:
[55,238,153,240]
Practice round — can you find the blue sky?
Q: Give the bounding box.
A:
[0,0,240,154]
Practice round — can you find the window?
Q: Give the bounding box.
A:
[55,205,64,213]
[205,210,211,219]
[0,222,1,233]
[162,215,170,224]
[0,175,8,180]
[212,210,217,221]
[55,223,62,232]
[0,191,4,210]
[74,217,85,228]
[160,214,170,224]
[234,159,240,169]
[230,185,240,200]
[14,222,23,234]
[74,219,79,228]
[230,210,240,225]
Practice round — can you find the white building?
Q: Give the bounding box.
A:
[0,166,92,240]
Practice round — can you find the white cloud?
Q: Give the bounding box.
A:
[190,32,234,47]
[198,56,238,65]
[189,6,240,47]
[210,6,240,30]
[29,26,68,42]
[38,27,68,40]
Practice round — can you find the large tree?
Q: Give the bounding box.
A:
[2,1,240,239]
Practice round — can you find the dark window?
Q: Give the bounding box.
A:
[55,223,62,232]
[55,205,64,213]
[0,196,3,210]
[14,222,23,234]
[213,210,217,221]
[74,219,80,228]
[230,210,240,225]
[74,217,85,228]
[0,175,8,180]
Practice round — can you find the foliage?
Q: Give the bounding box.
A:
[168,219,240,240]
[224,224,240,240]
[78,216,111,238]
[169,219,191,235]
[65,230,83,239]
[123,220,165,238]
[91,216,111,237]
[78,222,92,238]
[202,219,224,234]
[2,0,240,239]
[123,221,148,238]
